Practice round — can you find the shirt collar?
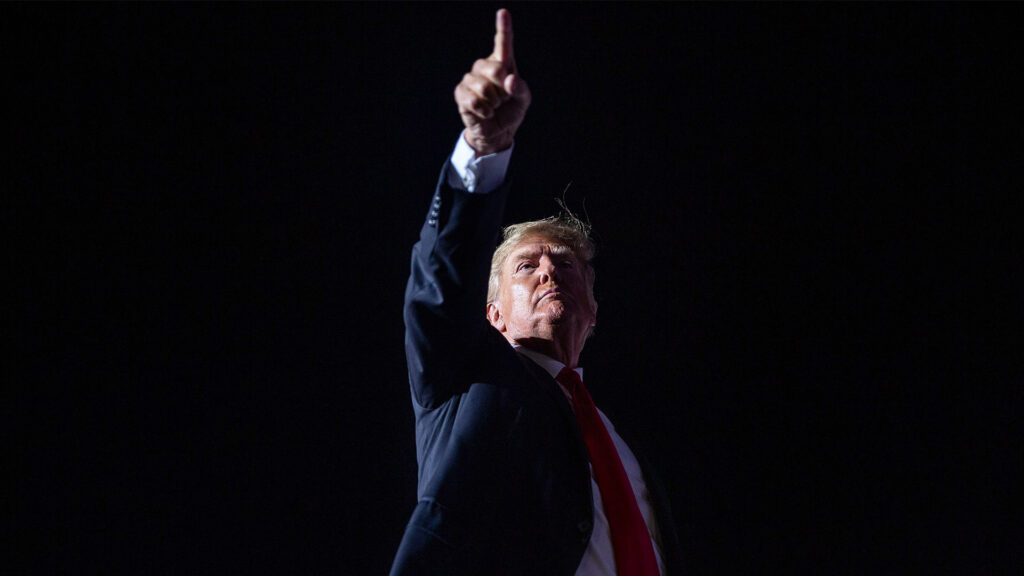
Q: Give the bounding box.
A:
[514,345,584,381]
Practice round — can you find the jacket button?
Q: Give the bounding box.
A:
[577,519,592,533]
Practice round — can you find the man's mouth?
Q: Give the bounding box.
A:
[538,288,563,301]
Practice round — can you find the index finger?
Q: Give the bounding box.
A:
[492,9,514,67]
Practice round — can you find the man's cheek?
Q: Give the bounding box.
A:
[510,284,532,302]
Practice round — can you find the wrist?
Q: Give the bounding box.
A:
[451,131,513,194]
[463,129,513,157]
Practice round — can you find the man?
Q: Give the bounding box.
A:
[392,10,682,575]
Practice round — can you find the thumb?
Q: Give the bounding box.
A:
[504,74,527,99]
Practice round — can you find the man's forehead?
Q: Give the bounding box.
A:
[507,237,573,258]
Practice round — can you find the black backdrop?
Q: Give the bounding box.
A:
[9,3,1022,574]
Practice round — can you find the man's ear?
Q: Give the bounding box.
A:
[486,302,506,332]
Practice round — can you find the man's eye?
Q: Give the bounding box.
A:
[517,263,534,271]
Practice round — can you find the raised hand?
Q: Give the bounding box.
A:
[454,9,532,155]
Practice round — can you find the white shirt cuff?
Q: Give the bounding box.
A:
[445,130,513,194]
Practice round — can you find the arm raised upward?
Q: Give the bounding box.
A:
[404,10,531,408]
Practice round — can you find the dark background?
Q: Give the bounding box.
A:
[9,3,1022,574]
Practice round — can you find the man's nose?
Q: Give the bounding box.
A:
[538,259,558,284]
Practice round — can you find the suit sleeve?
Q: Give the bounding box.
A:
[403,160,511,409]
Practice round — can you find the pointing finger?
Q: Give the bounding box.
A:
[492,8,514,67]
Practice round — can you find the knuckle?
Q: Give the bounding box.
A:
[467,76,488,93]
[473,59,501,77]
[456,90,489,116]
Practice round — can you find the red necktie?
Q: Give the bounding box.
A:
[556,367,660,576]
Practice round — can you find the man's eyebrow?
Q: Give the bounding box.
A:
[510,244,573,260]
[509,249,539,262]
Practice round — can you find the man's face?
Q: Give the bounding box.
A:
[487,235,596,342]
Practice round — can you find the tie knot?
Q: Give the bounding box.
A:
[555,367,584,398]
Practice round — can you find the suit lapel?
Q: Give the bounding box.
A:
[517,353,590,464]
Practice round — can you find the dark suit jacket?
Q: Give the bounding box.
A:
[390,163,683,575]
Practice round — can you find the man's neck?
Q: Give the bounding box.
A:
[512,336,582,369]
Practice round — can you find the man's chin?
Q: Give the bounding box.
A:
[538,303,592,328]
[539,301,570,321]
